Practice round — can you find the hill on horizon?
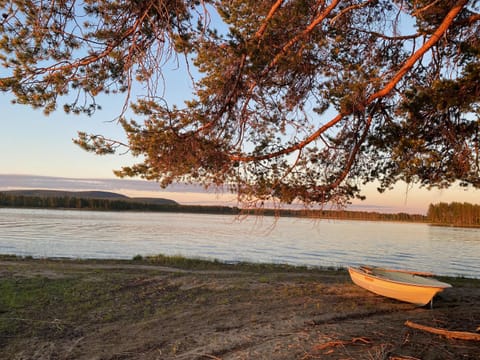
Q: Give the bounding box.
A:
[1,189,178,206]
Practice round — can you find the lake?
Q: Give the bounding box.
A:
[0,208,479,278]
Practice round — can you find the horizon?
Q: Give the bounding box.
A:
[1,174,478,215]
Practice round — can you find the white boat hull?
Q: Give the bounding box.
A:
[348,266,452,306]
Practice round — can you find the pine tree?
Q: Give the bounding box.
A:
[1,0,479,206]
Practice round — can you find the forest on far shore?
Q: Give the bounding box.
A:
[0,191,479,228]
[427,202,480,228]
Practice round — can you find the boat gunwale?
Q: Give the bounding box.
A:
[348,266,452,289]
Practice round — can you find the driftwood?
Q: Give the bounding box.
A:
[405,320,480,341]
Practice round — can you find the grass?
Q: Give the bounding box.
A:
[0,266,177,347]
[0,253,342,338]
[1,253,338,273]
[0,277,78,339]
[0,254,283,346]
[142,253,345,274]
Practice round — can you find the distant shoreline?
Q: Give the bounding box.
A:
[429,223,480,229]
[2,189,480,228]
[0,189,428,223]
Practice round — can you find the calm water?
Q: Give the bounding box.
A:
[0,208,479,278]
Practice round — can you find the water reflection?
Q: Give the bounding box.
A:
[0,208,479,278]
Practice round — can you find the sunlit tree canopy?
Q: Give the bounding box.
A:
[1,0,479,206]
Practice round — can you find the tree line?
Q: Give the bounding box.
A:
[3,192,479,226]
[246,208,427,223]
[427,202,480,227]
[0,192,239,215]
[0,192,165,212]
[0,191,426,222]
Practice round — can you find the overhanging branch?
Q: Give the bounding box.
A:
[230,0,469,163]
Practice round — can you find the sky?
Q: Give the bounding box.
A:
[0,9,478,215]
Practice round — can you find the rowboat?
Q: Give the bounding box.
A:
[348,266,452,307]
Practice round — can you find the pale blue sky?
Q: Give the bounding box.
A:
[0,56,195,178]
[0,93,131,178]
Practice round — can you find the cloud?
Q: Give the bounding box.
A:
[1,174,181,192]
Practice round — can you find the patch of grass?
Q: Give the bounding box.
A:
[143,253,346,274]
[0,253,346,275]
[0,270,162,344]
[257,275,271,283]
[0,276,80,340]
[444,275,480,288]
[145,254,226,270]
[0,254,33,261]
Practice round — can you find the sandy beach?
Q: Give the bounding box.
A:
[1,257,479,359]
